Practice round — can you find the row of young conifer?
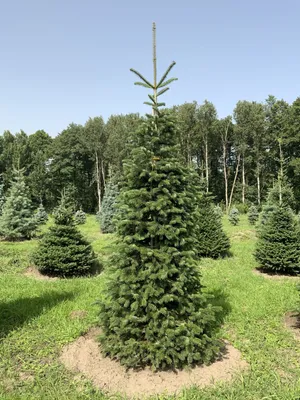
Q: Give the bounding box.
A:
[0,170,89,241]
[2,165,298,277]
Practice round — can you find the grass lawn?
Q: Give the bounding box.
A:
[0,214,300,399]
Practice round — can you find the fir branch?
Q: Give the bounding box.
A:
[130,68,154,89]
[157,87,169,97]
[148,94,155,103]
[157,61,176,88]
[134,82,153,89]
[157,77,178,89]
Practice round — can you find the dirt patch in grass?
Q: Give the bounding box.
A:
[60,328,248,398]
[253,268,300,281]
[284,312,300,340]
[19,372,34,383]
[231,230,256,241]
[24,267,58,281]
[69,310,88,320]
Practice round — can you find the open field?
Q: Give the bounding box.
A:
[0,215,300,399]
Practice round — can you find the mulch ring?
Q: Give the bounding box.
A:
[253,268,300,281]
[60,327,249,398]
[284,312,300,340]
[23,267,58,281]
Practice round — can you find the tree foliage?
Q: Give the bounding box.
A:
[214,205,223,219]
[99,179,119,233]
[74,209,86,225]
[35,203,48,225]
[228,208,239,226]
[255,206,300,274]
[33,204,98,277]
[248,205,259,225]
[195,194,230,258]
[98,112,220,370]
[98,33,220,369]
[0,169,37,240]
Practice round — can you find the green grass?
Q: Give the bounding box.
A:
[0,214,300,399]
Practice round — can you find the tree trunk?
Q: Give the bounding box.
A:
[279,141,283,206]
[152,22,157,116]
[95,152,102,213]
[242,157,245,204]
[187,131,192,166]
[257,163,261,205]
[223,143,228,211]
[205,139,209,192]
[228,154,241,212]
[101,159,106,190]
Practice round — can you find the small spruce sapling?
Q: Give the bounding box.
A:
[195,194,230,258]
[248,205,259,225]
[74,208,86,225]
[255,206,300,274]
[33,200,98,277]
[99,179,119,233]
[229,208,239,226]
[0,169,37,240]
[214,205,223,220]
[35,203,48,225]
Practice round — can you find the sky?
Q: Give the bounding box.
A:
[0,0,300,136]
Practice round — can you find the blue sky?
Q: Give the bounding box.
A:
[0,0,300,136]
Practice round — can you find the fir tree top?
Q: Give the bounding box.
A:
[130,22,177,115]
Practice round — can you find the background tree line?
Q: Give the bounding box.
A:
[1,94,299,212]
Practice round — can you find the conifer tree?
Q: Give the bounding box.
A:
[259,203,278,227]
[98,23,220,371]
[259,159,295,228]
[0,169,37,240]
[255,206,300,274]
[35,202,48,225]
[0,181,5,216]
[214,204,223,220]
[99,179,119,233]
[228,207,239,225]
[33,199,98,277]
[248,204,259,225]
[74,208,86,225]
[195,194,230,258]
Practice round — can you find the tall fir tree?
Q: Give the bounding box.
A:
[99,178,119,233]
[33,199,98,277]
[195,193,230,258]
[255,206,300,274]
[0,169,37,240]
[98,23,221,370]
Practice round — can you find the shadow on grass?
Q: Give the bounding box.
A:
[255,266,300,277]
[207,287,232,327]
[0,291,75,339]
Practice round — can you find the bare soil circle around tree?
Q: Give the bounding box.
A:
[284,312,300,340]
[60,328,248,398]
[23,267,59,281]
[253,268,300,281]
